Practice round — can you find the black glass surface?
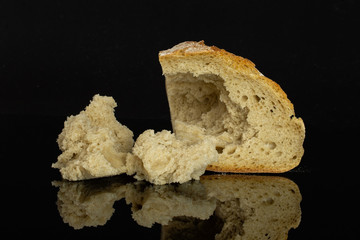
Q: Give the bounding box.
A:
[1,0,358,239]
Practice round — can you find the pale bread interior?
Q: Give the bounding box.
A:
[128,129,218,185]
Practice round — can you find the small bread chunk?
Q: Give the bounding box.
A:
[129,129,218,185]
[52,94,134,181]
[159,41,305,173]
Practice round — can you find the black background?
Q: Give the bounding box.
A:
[1,0,359,239]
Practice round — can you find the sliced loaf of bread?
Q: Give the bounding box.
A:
[159,41,305,173]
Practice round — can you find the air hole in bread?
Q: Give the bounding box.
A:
[253,95,261,102]
[216,146,224,154]
[265,141,276,150]
[227,147,236,155]
[241,95,248,102]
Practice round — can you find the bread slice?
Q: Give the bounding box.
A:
[52,94,134,180]
[128,129,218,185]
[159,41,305,173]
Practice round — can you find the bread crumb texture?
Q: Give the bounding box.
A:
[52,94,134,181]
[159,41,305,173]
[129,129,218,185]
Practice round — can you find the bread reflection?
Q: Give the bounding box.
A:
[52,175,130,229]
[162,175,302,240]
[209,175,301,240]
[53,174,301,239]
[126,181,216,228]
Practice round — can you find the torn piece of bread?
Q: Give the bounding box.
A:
[52,94,134,181]
[129,129,218,185]
[159,41,305,173]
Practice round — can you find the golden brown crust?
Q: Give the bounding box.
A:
[159,41,294,111]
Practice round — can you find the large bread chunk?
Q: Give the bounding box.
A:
[159,41,305,173]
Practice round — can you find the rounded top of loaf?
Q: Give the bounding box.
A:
[159,40,294,111]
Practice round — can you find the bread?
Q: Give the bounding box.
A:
[128,129,218,185]
[52,94,134,180]
[52,95,217,184]
[52,176,128,229]
[161,175,302,240]
[159,41,305,173]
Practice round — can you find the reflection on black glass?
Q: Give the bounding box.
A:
[52,175,131,229]
[167,175,302,240]
[53,174,302,239]
[126,180,216,228]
